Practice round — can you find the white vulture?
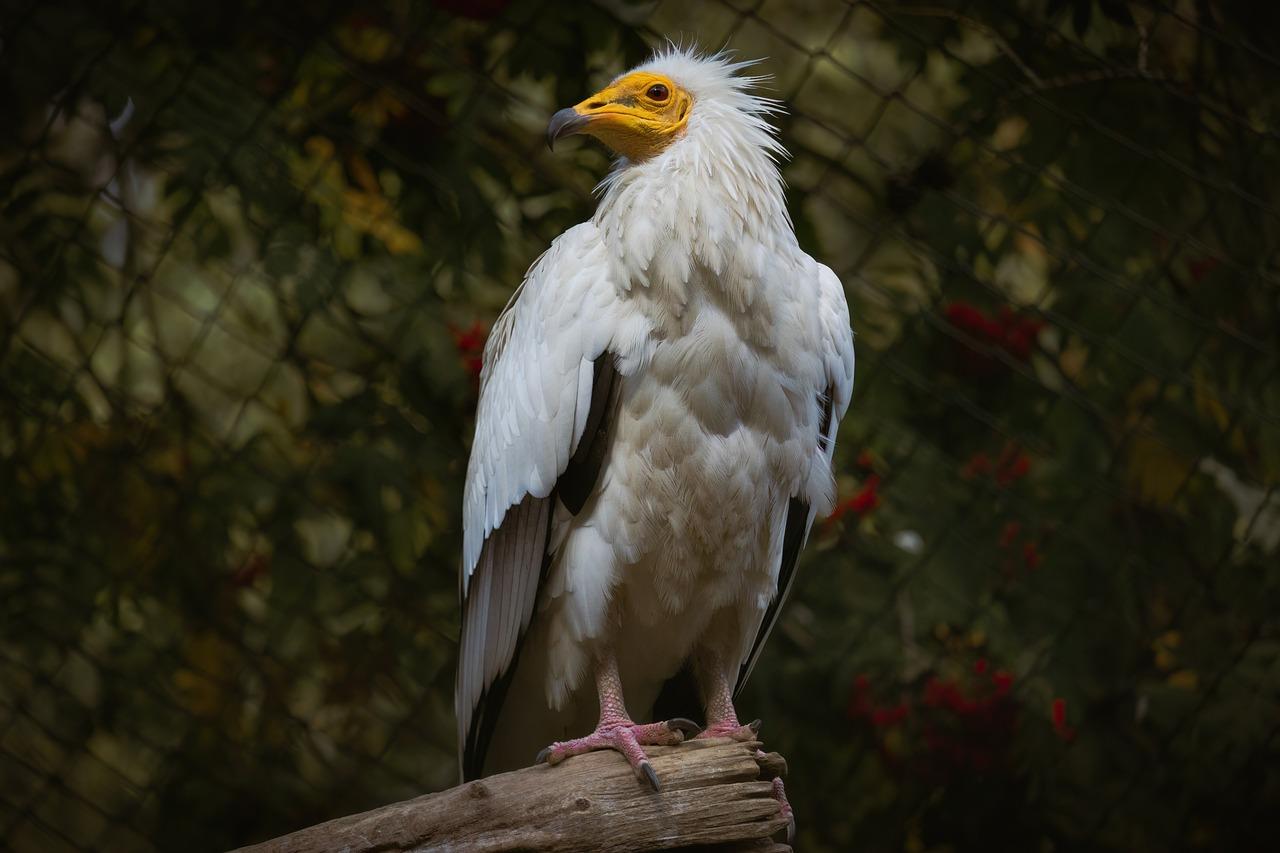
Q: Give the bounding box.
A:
[456,48,855,815]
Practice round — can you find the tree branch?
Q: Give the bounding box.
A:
[232,738,792,853]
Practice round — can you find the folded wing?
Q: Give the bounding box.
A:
[457,223,623,779]
[735,261,855,694]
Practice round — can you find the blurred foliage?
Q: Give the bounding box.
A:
[1,0,1278,851]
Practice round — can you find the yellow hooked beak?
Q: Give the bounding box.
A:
[546,72,691,162]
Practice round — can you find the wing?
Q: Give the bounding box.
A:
[735,261,855,694]
[456,223,622,780]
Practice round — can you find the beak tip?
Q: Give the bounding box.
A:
[547,107,588,153]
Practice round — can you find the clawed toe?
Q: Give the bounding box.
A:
[537,717,700,788]
[772,776,795,841]
[667,717,702,736]
[639,760,660,791]
[695,717,763,741]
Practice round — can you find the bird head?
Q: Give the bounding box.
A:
[547,71,693,162]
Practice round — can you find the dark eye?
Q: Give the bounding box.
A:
[647,84,669,102]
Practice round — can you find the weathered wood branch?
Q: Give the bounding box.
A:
[233,738,791,853]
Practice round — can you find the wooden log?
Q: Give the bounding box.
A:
[232,738,791,853]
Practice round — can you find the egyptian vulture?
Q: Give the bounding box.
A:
[456,48,855,813]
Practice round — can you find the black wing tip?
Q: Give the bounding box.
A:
[735,496,811,697]
[558,355,619,515]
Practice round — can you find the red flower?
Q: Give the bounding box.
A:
[996,452,1030,485]
[1022,540,1042,569]
[449,321,487,382]
[847,674,872,719]
[853,664,1023,783]
[1187,256,1221,283]
[943,301,1045,374]
[945,302,1004,341]
[231,553,269,588]
[830,474,882,523]
[451,322,486,353]
[922,677,942,705]
[1051,697,1077,742]
[998,521,1022,548]
[1003,327,1033,360]
[965,443,1031,487]
[849,676,909,727]
[849,475,881,515]
[960,452,991,479]
[849,671,880,717]
[997,306,1045,361]
[992,670,1014,696]
[924,677,980,714]
[871,702,910,727]
[994,442,1031,486]
[917,669,1019,779]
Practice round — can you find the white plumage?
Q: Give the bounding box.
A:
[457,48,855,783]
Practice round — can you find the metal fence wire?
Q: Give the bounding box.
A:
[2,0,1278,850]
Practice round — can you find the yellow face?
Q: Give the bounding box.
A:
[546,72,692,162]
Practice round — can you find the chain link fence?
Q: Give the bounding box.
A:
[2,0,1278,850]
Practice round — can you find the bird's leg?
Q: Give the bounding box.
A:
[693,647,794,835]
[535,651,700,790]
[692,649,760,741]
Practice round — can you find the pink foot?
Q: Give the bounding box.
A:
[536,717,701,790]
[695,717,761,741]
[770,773,796,842]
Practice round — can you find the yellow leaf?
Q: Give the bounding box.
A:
[1126,433,1194,507]
[305,136,335,160]
[173,632,238,719]
[1152,627,1181,671]
[992,116,1028,151]
[376,222,422,255]
[1059,336,1089,380]
[287,79,313,111]
[336,25,394,63]
[882,726,906,757]
[1193,372,1230,432]
[352,89,408,128]
[346,152,380,194]
[339,187,421,255]
[1167,669,1199,691]
[904,819,926,853]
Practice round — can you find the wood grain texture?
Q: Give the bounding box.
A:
[232,739,791,853]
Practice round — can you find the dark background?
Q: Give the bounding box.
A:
[2,1,1278,850]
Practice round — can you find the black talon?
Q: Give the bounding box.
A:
[667,717,702,736]
[535,746,552,765]
[640,761,661,792]
[748,718,763,733]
